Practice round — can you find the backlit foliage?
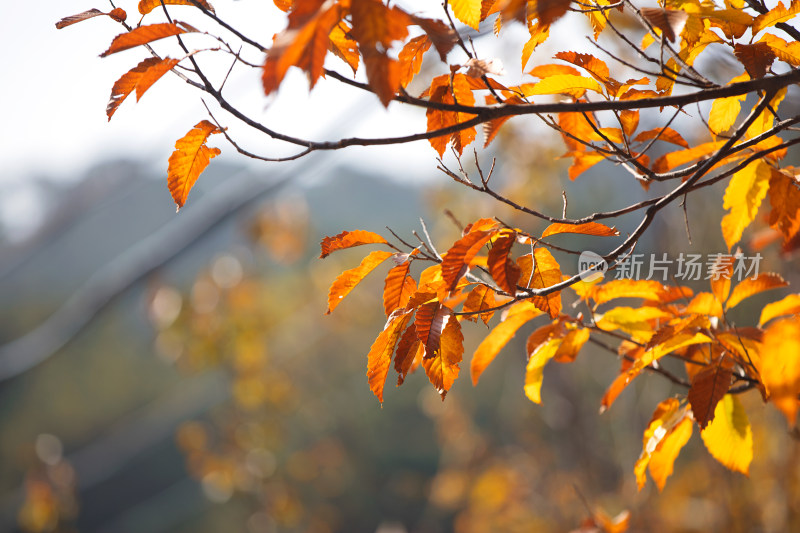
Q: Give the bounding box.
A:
[59,0,800,496]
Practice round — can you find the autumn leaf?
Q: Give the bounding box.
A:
[524,336,561,404]
[426,74,478,155]
[398,35,431,88]
[410,16,458,61]
[640,7,689,42]
[537,0,572,26]
[328,22,360,74]
[449,0,482,29]
[688,359,734,429]
[471,302,542,385]
[319,230,388,258]
[526,248,563,318]
[487,232,520,295]
[768,168,800,242]
[138,0,215,15]
[752,0,800,34]
[394,323,424,386]
[367,310,413,403]
[263,4,342,94]
[422,313,463,398]
[541,222,619,238]
[521,75,604,98]
[759,293,800,326]
[383,261,417,316]
[686,292,724,318]
[462,285,497,324]
[167,120,222,210]
[592,279,667,307]
[721,160,772,250]
[554,51,619,94]
[441,228,496,291]
[734,43,776,79]
[107,57,179,120]
[100,22,194,57]
[56,8,125,29]
[326,250,394,314]
[726,273,787,309]
[633,127,689,148]
[759,317,800,424]
[634,399,693,491]
[700,394,753,474]
[629,332,712,374]
[709,254,735,305]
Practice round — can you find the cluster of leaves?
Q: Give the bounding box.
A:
[58,0,800,490]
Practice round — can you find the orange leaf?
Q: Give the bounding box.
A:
[107,57,179,120]
[753,0,800,34]
[619,110,640,138]
[726,273,788,309]
[441,228,496,291]
[100,22,193,57]
[398,35,431,88]
[640,7,689,42]
[487,232,520,295]
[558,111,598,152]
[541,222,619,238]
[768,169,800,242]
[383,261,418,316]
[527,248,562,318]
[422,313,463,398]
[686,291,723,318]
[326,250,393,314]
[415,302,452,357]
[263,4,342,94]
[722,160,771,250]
[362,49,402,107]
[394,323,424,386]
[567,151,605,180]
[708,254,735,305]
[167,120,221,209]
[759,317,800,424]
[529,64,581,78]
[634,400,692,491]
[759,293,800,326]
[633,128,689,148]
[462,285,498,324]
[688,359,734,429]
[367,311,413,403]
[328,22,360,74]
[138,0,215,15]
[351,0,411,48]
[320,230,388,258]
[426,74,478,155]
[652,141,726,173]
[471,302,542,384]
[554,51,619,94]
[411,16,458,61]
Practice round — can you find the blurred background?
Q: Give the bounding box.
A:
[2,2,799,533]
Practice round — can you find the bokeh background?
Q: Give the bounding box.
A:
[1,2,799,532]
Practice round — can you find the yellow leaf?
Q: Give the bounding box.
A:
[761,33,800,66]
[595,306,673,342]
[753,0,800,34]
[721,160,772,250]
[521,75,605,98]
[686,291,723,318]
[326,250,394,314]
[593,279,667,307]
[471,306,542,385]
[759,293,800,326]
[449,0,482,29]
[631,332,712,374]
[700,394,753,474]
[759,317,800,424]
[649,417,693,490]
[524,337,561,404]
[708,92,745,135]
[726,273,788,309]
[167,120,221,209]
